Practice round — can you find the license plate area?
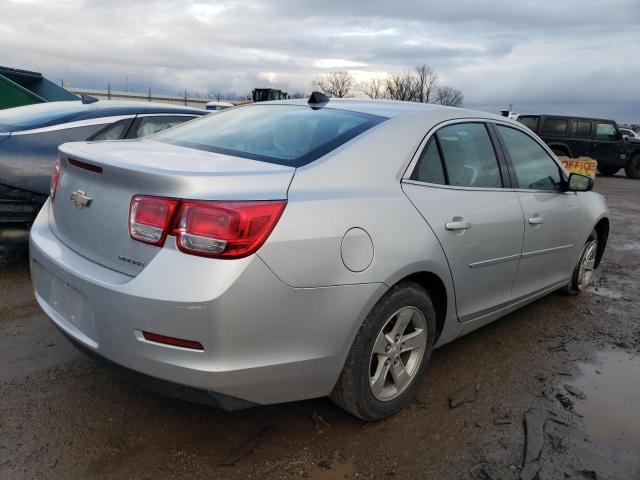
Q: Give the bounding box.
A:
[34,262,98,346]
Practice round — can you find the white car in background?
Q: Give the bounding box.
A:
[205,101,234,111]
[620,128,639,140]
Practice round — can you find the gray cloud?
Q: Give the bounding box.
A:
[0,0,638,121]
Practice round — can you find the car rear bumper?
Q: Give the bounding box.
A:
[30,200,384,405]
[59,328,257,410]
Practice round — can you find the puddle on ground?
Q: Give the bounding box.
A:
[304,458,356,480]
[572,350,640,453]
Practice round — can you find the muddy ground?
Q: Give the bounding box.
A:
[1,175,639,480]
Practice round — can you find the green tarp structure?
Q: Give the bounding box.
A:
[0,66,78,110]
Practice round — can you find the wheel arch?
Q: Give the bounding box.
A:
[594,217,609,268]
[387,271,449,341]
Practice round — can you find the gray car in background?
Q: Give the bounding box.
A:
[0,100,206,242]
[29,96,609,420]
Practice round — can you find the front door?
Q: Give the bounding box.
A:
[494,124,583,299]
[590,121,624,167]
[403,122,524,322]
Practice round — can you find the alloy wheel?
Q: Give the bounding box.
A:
[369,306,427,402]
[577,239,598,291]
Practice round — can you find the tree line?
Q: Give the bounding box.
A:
[311,65,463,107]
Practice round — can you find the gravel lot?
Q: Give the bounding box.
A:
[1,175,639,480]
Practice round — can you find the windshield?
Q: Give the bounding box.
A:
[154,104,386,167]
[0,101,92,133]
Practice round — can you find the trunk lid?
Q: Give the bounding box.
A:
[51,139,294,276]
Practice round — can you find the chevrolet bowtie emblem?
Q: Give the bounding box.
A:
[70,190,93,209]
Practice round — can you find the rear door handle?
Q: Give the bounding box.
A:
[445,219,471,230]
[528,216,544,225]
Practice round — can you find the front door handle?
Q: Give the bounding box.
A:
[445,219,471,230]
[529,216,544,225]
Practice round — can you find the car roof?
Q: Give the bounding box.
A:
[93,100,206,115]
[23,100,207,116]
[0,100,207,133]
[257,98,507,122]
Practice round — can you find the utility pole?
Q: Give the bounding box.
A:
[148,87,151,102]
[108,83,111,100]
[184,90,187,106]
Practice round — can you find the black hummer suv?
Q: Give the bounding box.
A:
[517,114,640,178]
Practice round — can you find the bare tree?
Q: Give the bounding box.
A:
[385,71,416,101]
[434,86,464,107]
[289,91,306,99]
[414,65,438,103]
[310,71,355,98]
[359,78,387,99]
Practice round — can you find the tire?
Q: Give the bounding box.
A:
[625,155,640,179]
[562,231,598,295]
[598,165,619,176]
[330,282,436,421]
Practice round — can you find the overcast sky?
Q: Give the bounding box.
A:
[1,0,638,121]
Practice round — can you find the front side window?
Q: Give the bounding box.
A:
[573,120,592,137]
[595,122,617,140]
[497,125,562,191]
[435,123,502,188]
[542,118,568,135]
[154,105,386,167]
[411,138,446,185]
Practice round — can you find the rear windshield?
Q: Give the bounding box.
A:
[154,104,386,167]
[0,101,92,133]
[517,116,539,132]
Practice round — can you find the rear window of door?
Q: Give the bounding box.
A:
[595,122,617,141]
[411,138,447,185]
[541,118,568,135]
[434,123,502,188]
[131,116,195,138]
[496,125,562,191]
[572,120,592,138]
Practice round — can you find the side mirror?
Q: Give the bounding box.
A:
[568,173,593,192]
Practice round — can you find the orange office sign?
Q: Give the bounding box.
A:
[560,158,598,178]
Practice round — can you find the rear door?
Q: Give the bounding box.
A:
[402,121,524,322]
[569,119,593,157]
[493,123,583,298]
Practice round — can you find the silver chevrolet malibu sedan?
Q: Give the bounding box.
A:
[30,95,609,420]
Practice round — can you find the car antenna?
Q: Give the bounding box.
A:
[308,91,329,105]
[79,93,99,104]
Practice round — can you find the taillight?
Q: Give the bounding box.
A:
[128,196,286,258]
[129,195,180,246]
[50,155,61,201]
[175,200,286,258]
